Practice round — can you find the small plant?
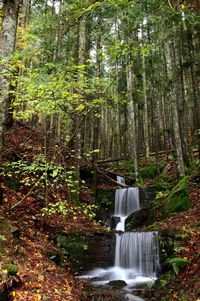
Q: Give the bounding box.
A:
[100,197,112,207]
[80,203,98,219]
[167,257,190,275]
[42,201,69,216]
[42,201,98,220]
[4,263,19,276]
[175,227,192,240]
[159,270,176,287]
[0,155,79,202]
[0,235,6,241]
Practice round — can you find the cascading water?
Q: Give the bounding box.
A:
[114,232,160,280]
[115,188,140,231]
[117,175,126,185]
[80,177,160,292]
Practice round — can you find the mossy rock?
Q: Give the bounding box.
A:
[4,264,18,276]
[163,176,190,217]
[108,280,127,288]
[125,207,155,230]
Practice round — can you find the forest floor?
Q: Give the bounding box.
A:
[0,122,199,301]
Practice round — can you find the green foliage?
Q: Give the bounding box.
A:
[100,197,112,207]
[167,257,190,275]
[4,263,19,276]
[139,164,158,179]
[55,233,89,271]
[175,227,192,240]
[163,176,190,217]
[159,270,176,287]
[1,155,78,198]
[0,235,6,241]
[42,201,98,220]
[42,201,70,217]
[155,190,169,200]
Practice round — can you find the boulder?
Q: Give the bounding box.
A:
[125,207,154,230]
[110,216,121,229]
[108,280,127,288]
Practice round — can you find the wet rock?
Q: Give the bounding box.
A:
[139,188,155,207]
[108,280,127,288]
[110,216,121,229]
[125,207,154,230]
[53,231,115,272]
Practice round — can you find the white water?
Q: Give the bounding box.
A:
[115,232,160,278]
[80,177,160,293]
[115,187,140,231]
[82,231,159,289]
[117,175,126,184]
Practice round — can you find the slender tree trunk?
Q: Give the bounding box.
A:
[0,0,20,157]
[142,52,150,158]
[187,30,200,131]
[71,15,87,202]
[92,13,102,193]
[170,39,185,176]
[126,54,139,179]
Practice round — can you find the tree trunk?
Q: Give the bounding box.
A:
[170,39,185,176]
[126,54,139,179]
[72,15,87,202]
[0,0,20,157]
[142,52,150,158]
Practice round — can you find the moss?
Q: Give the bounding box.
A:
[163,176,190,217]
[108,280,127,288]
[156,270,176,287]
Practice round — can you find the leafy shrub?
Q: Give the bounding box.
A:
[0,155,78,200]
[42,202,98,220]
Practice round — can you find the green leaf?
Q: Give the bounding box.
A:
[167,257,190,275]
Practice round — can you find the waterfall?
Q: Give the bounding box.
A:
[114,188,140,231]
[115,188,140,217]
[80,176,160,292]
[115,232,160,278]
[117,175,126,184]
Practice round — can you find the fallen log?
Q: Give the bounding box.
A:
[97,168,128,188]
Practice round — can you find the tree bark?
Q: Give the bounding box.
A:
[170,39,185,176]
[126,53,139,179]
[142,52,150,158]
[0,0,20,157]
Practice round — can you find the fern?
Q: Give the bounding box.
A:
[167,257,190,275]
